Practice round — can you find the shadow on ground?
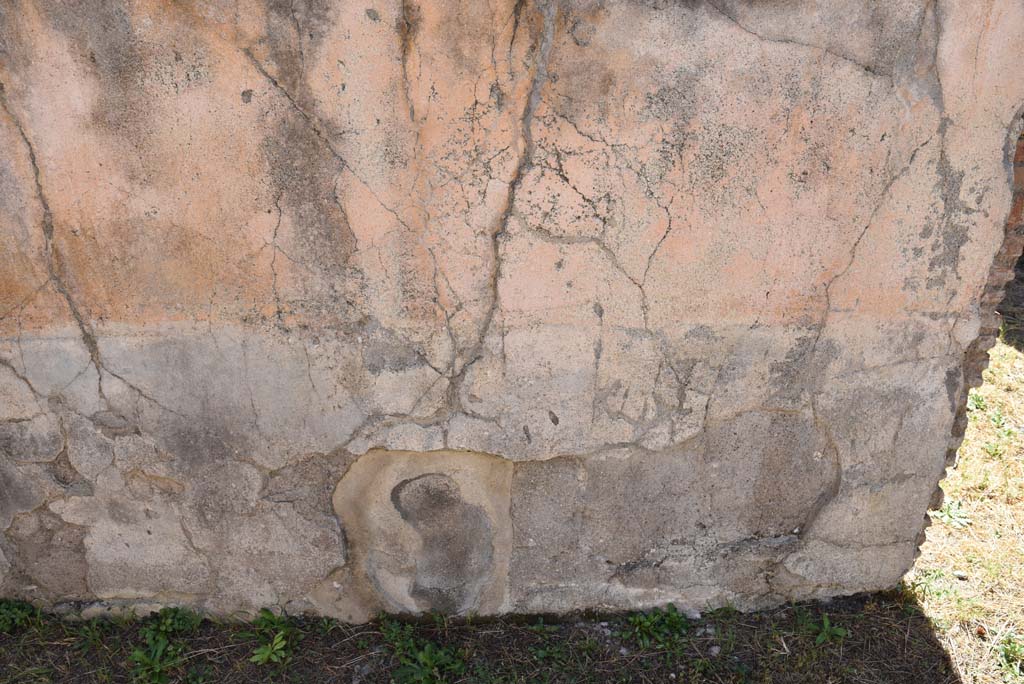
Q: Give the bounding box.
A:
[0,590,960,683]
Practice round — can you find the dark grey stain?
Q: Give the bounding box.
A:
[390,473,494,614]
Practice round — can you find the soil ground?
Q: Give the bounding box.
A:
[0,593,959,683]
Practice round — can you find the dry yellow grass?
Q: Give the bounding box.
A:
[911,339,1024,683]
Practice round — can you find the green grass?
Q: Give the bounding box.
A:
[911,340,1024,683]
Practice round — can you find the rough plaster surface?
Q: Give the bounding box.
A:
[1,0,1023,619]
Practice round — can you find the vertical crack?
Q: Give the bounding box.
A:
[399,0,420,123]
[0,82,173,420]
[460,0,556,374]
[269,194,286,325]
[0,82,105,396]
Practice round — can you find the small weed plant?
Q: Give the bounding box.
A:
[0,599,38,634]
[991,407,1008,427]
[149,606,202,635]
[130,629,184,684]
[381,618,466,684]
[617,603,689,652]
[530,640,570,666]
[968,391,987,412]
[908,569,956,600]
[983,441,1006,458]
[932,499,973,529]
[242,608,302,667]
[526,617,559,635]
[250,630,289,665]
[812,614,848,646]
[130,607,203,684]
[999,630,1024,681]
[72,618,112,653]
